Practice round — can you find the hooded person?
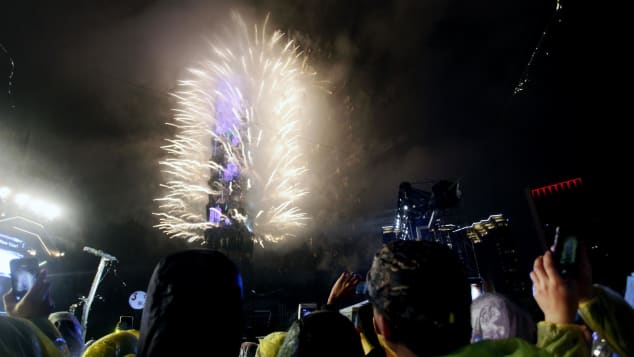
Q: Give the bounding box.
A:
[137,249,245,357]
[470,292,536,343]
[49,311,84,357]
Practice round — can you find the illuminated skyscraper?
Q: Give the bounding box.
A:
[454,215,529,299]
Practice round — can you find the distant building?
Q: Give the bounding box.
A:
[203,135,254,275]
[454,215,529,299]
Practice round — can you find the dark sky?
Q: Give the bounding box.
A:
[0,0,628,337]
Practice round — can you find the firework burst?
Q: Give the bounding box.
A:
[154,13,317,244]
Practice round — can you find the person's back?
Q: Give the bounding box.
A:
[137,249,245,357]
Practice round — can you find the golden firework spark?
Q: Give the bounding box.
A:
[154,13,318,244]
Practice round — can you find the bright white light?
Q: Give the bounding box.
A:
[27,199,61,220]
[3,186,63,220]
[43,204,62,221]
[28,199,45,214]
[0,187,11,200]
[14,193,31,207]
[470,283,482,300]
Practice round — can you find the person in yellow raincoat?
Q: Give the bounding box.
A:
[255,331,286,357]
[551,241,634,357]
[81,329,139,357]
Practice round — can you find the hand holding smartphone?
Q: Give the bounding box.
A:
[5,258,53,319]
[10,258,40,301]
[527,178,589,279]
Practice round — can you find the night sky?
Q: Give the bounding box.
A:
[1,0,628,338]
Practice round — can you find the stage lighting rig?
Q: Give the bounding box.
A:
[389,180,462,241]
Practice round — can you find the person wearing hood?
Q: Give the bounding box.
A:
[470,291,536,343]
[137,249,245,357]
[49,311,84,357]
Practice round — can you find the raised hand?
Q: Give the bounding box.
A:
[3,270,54,319]
[530,251,578,324]
[327,272,361,306]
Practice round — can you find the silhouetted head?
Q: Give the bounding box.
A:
[138,249,245,357]
[277,310,364,357]
[367,240,471,356]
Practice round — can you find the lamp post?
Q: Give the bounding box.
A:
[81,246,117,342]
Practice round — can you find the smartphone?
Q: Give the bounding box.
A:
[116,315,134,330]
[10,258,39,301]
[526,177,588,277]
[552,225,580,278]
[297,303,317,319]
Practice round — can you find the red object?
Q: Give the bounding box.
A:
[530,177,583,198]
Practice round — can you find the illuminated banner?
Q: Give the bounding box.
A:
[0,233,24,250]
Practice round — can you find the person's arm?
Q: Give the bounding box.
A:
[3,270,69,356]
[530,251,589,357]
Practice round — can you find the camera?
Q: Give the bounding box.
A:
[297,303,317,319]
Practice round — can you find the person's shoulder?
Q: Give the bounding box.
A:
[83,329,139,357]
[444,338,551,357]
